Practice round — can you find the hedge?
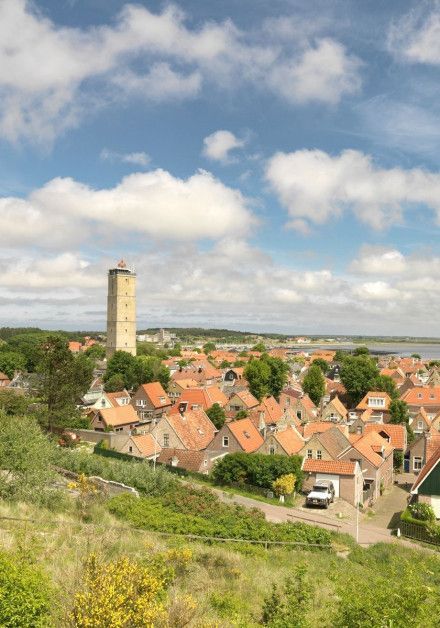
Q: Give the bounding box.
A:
[212,452,304,490]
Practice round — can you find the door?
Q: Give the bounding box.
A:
[431,496,440,519]
[316,473,340,498]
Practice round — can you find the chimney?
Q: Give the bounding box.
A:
[179,401,188,416]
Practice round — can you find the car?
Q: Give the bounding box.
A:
[305,480,335,509]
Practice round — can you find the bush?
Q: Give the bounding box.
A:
[108,487,332,547]
[0,550,52,627]
[212,452,303,491]
[408,502,436,522]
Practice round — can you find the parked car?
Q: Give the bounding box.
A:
[306,480,335,509]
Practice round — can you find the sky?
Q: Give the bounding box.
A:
[2,0,440,335]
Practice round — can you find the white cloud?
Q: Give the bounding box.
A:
[202,130,246,163]
[0,168,256,247]
[265,148,440,232]
[350,247,406,275]
[0,1,362,144]
[353,281,404,302]
[100,149,151,167]
[388,7,440,64]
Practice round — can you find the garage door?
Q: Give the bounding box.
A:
[316,474,340,498]
[431,496,440,519]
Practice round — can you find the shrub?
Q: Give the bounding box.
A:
[212,452,303,491]
[272,474,296,497]
[71,553,167,627]
[408,502,436,522]
[261,566,312,627]
[0,550,52,627]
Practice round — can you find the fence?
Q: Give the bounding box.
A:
[399,521,440,546]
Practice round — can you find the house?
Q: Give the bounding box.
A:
[81,376,104,406]
[118,433,161,460]
[258,425,305,456]
[167,379,199,404]
[90,405,139,434]
[0,372,11,387]
[299,426,352,462]
[288,394,318,423]
[279,388,303,412]
[401,386,440,419]
[226,390,259,416]
[208,418,264,454]
[380,367,406,387]
[410,447,440,518]
[131,382,172,423]
[251,396,284,428]
[91,389,131,410]
[151,407,216,451]
[321,396,348,423]
[157,448,226,474]
[223,367,245,385]
[405,432,440,474]
[339,431,394,503]
[410,408,431,435]
[301,422,349,440]
[302,459,364,506]
[68,341,82,353]
[363,423,406,452]
[169,386,228,414]
[356,391,392,422]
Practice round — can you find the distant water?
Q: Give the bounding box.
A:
[290,343,440,360]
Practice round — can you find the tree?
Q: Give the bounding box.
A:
[37,336,94,431]
[411,353,421,360]
[311,358,329,374]
[104,351,138,390]
[6,331,61,371]
[334,350,346,363]
[0,389,33,416]
[252,342,267,353]
[203,342,216,354]
[220,360,231,368]
[0,351,26,379]
[373,374,398,400]
[235,409,248,419]
[134,355,170,390]
[0,412,55,502]
[272,474,296,497]
[340,355,379,405]
[206,403,226,429]
[244,359,271,401]
[429,360,440,368]
[104,374,126,392]
[389,399,413,442]
[302,365,325,406]
[262,355,290,400]
[353,346,369,356]
[84,344,106,360]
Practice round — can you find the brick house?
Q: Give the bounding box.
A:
[131,382,172,423]
[151,407,216,451]
[356,391,392,423]
[118,433,161,460]
[405,431,440,474]
[299,427,352,462]
[258,426,305,456]
[91,405,139,434]
[208,418,264,454]
[302,459,364,506]
[226,390,259,416]
[157,448,226,474]
[321,395,348,423]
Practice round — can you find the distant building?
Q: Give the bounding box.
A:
[106,260,136,358]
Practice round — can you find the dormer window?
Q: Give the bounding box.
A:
[368,397,385,408]
[418,393,422,399]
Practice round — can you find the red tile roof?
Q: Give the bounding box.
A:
[302,459,357,476]
[302,422,347,439]
[401,387,440,406]
[166,409,216,450]
[170,386,228,413]
[97,405,139,427]
[105,390,131,407]
[351,431,393,467]
[257,396,284,425]
[364,423,406,450]
[157,448,209,473]
[231,390,259,409]
[228,418,264,452]
[273,427,304,455]
[140,382,171,409]
[356,391,392,411]
[128,434,161,457]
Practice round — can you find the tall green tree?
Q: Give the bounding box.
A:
[302,364,325,406]
[373,374,398,400]
[340,355,379,405]
[84,344,106,361]
[262,354,290,400]
[311,358,329,374]
[104,351,138,390]
[389,399,413,441]
[252,342,267,353]
[37,337,94,431]
[203,341,216,353]
[244,359,271,401]
[134,355,170,390]
[206,403,226,429]
[353,346,370,356]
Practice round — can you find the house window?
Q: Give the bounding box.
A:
[297,410,302,420]
[222,436,229,447]
[417,421,423,430]
[129,446,133,453]
[368,397,385,408]
[317,450,322,460]
[163,434,169,447]
[417,393,422,399]
[269,445,276,455]
[413,457,423,471]
[307,449,313,459]
[356,426,362,435]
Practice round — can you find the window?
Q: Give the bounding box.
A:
[163,434,170,447]
[269,446,276,455]
[368,397,385,408]
[307,449,313,459]
[413,457,423,471]
[317,450,322,460]
[418,421,423,429]
[129,446,133,453]
[297,410,302,420]
[222,436,229,447]
[417,393,422,399]
[356,426,362,435]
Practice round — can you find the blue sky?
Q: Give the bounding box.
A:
[2,0,440,335]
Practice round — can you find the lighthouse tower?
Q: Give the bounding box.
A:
[106,260,137,359]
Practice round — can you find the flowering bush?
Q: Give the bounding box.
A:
[408,502,436,522]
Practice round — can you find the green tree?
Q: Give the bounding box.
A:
[0,351,26,379]
[134,355,170,390]
[0,412,55,502]
[7,331,60,371]
[389,399,414,442]
[353,346,369,356]
[0,550,52,627]
[136,342,157,356]
[262,354,290,400]
[235,409,248,419]
[104,351,138,390]
[0,389,33,416]
[244,359,271,401]
[340,355,380,405]
[411,353,421,360]
[334,350,346,363]
[220,360,231,368]
[252,342,267,352]
[206,403,226,429]
[37,336,94,431]
[104,374,126,392]
[203,342,216,354]
[302,364,325,406]
[373,374,398,400]
[429,360,440,368]
[84,344,106,360]
[311,358,329,374]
